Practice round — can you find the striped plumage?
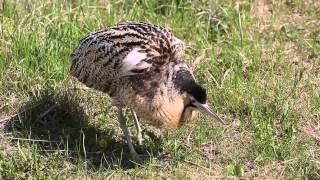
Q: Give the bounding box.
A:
[70,22,224,161]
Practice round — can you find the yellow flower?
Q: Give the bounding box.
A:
[98,138,107,148]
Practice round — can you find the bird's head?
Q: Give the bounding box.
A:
[173,64,225,125]
[179,81,225,125]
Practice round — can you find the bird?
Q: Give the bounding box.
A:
[70,21,225,161]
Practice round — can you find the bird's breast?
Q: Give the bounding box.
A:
[130,88,186,130]
[111,67,194,130]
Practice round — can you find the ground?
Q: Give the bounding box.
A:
[0,0,319,179]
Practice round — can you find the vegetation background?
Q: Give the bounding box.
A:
[0,0,319,179]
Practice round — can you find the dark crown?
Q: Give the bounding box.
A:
[173,69,207,104]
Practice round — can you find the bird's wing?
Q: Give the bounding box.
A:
[119,35,184,77]
[71,22,184,78]
[119,47,152,76]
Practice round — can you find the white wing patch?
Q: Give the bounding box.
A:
[120,48,151,76]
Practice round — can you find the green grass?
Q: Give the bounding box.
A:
[1,0,319,179]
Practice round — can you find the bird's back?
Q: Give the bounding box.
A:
[70,22,183,95]
[70,22,201,129]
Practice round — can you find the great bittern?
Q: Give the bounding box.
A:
[70,22,225,161]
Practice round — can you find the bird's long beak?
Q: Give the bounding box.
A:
[192,101,226,125]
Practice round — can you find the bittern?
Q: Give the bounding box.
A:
[70,22,225,161]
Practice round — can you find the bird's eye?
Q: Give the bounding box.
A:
[188,101,196,108]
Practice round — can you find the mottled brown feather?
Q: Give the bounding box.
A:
[70,22,197,130]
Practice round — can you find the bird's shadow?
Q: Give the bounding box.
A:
[4,89,164,170]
